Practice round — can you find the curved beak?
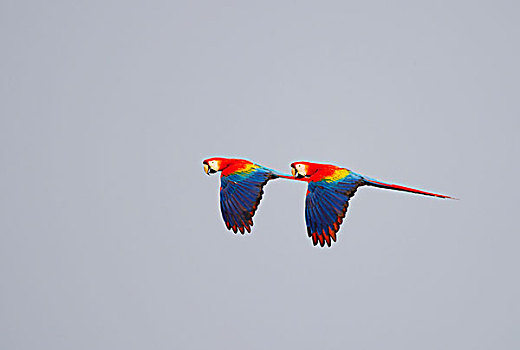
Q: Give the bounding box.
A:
[203,163,210,175]
[291,167,296,177]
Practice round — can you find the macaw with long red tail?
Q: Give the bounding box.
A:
[203,157,293,234]
[290,161,456,247]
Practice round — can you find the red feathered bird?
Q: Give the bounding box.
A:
[290,161,456,247]
[203,157,293,234]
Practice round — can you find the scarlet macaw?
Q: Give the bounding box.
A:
[203,157,293,234]
[290,161,455,247]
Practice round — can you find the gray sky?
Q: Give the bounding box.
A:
[1,1,519,349]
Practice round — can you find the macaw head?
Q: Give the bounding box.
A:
[290,161,317,178]
[202,157,228,175]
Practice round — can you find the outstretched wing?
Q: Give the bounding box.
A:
[220,166,275,234]
[305,171,365,247]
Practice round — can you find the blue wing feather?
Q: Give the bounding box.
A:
[220,167,274,234]
[305,172,365,247]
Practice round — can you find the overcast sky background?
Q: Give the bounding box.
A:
[1,1,519,349]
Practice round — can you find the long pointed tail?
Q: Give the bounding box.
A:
[268,168,309,182]
[271,172,309,182]
[363,176,456,199]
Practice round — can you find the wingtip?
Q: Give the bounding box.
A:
[308,230,336,248]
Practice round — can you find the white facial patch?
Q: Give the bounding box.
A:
[296,164,307,176]
[208,160,219,171]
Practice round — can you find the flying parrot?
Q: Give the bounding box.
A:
[290,161,455,247]
[203,157,293,234]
